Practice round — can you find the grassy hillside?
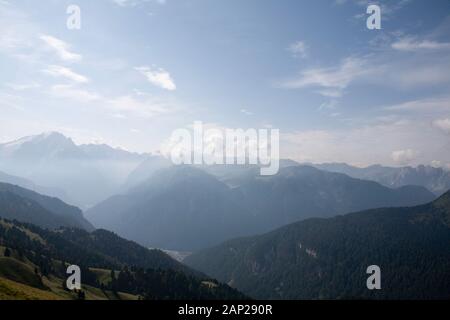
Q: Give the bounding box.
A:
[0,250,141,300]
[0,257,45,289]
[0,219,246,300]
[0,276,61,300]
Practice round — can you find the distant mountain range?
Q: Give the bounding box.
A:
[185,191,450,299]
[0,182,93,231]
[225,165,435,233]
[312,163,450,196]
[0,132,148,208]
[1,132,449,209]
[86,165,435,251]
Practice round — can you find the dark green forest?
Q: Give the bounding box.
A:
[185,191,450,299]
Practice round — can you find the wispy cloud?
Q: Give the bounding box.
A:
[111,0,165,7]
[287,41,308,58]
[43,65,89,83]
[135,66,176,91]
[433,118,450,134]
[383,96,450,112]
[280,57,371,97]
[39,34,82,62]
[281,117,448,167]
[240,108,253,116]
[391,149,418,165]
[49,84,175,119]
[392,37,450,51]
[318,100,338,111]
[280,36,450,97]
[315,89,344,98]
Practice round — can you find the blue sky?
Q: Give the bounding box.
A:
[1,0,450,167]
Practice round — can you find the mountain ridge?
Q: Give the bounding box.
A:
[0,182,93,231]
[313,162,450,196]
[0,132,150,208]
[87,165,435,251]
[185,190,450,299]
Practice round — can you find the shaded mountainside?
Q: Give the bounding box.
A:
[0,182,93,231]
[229,165,436,233]
[0,219,246,300]
[87,166,254,251]
[87,165,435,251]
[314,163,450,196]
[185,191,450,300]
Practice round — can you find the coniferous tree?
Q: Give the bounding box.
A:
[3,247,11,257]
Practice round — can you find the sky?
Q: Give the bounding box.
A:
[1,0,450,167]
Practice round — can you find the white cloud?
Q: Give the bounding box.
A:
[288,41,308,58]
[280,46,450,97]
[281,116,450,167]
[318,100,338,111]
[112,0,137,6]
[135,66,176,91]
[392,37,450,51]
[43,65,89,83]
[112,0,164,7]
[315,89,343,98]
[240,109,253,116]
[280,57,371,96]
[48,84,175,119]
[433,118,450,134]
[39,34,82,62]
[391,149,418,165]
[431,160,442,168]
[384,96,450,112]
